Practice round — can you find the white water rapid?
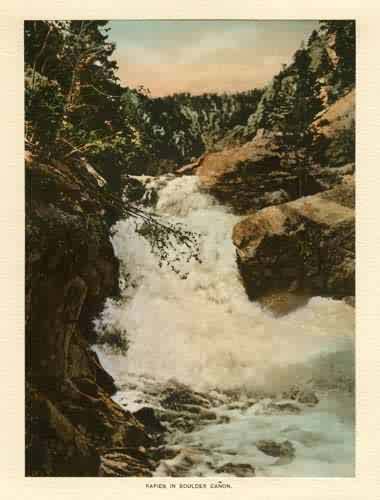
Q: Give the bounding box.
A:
[95,174,355,477]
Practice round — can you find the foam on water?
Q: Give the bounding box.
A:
[96,175,354,393]
[95,174,354,477]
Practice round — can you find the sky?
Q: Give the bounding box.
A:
[108,20,319,97]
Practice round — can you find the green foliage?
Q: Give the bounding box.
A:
[120,88,264,174]
[25,19,355,186]
[25,74,65,152]
[242,20,355,141]
[25,20,263,179]
[25,20,203,280]
[320,20,355,88]
[24,20,135,189]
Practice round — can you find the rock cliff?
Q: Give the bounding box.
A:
[26,157,154,476]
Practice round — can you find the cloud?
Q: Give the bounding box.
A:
[110,20,318,96]
[116,58,284,96]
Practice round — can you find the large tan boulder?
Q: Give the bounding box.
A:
[232,176,355,299]
[197,130,299,213]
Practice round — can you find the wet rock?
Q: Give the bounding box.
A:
[99,451,153,477]
[282,387,319,407]
[198,408,217,420]
[160,385,212,411]
[171,417,197,434]
[26,158,156,476]
[259,291,311,317]
[155,448,204,477]
[227,400,256,411]
[256,440,295,458]
[343,296,355,307]
[150,445,180,462]
[267,402,302,415]
[176,156,204,176]
[233,176,355,299]
[227,403,244,410]
[297,390,319,407]
[133,407,166,434]
[216,462,256,477]
[218,415,231,424]
[282,386,301,400]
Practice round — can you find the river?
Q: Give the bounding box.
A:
[95,174,355,477]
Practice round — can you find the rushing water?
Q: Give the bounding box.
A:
[95,174,355,477]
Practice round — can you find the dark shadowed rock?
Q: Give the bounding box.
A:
[256,440,295,458]
[298,390,319,406]
[99,451,153,477]
[26,158,156,476]
[343,296,355,307]
[282,387,319,406]
[133,407,166,434]
[160,384,212,411]
[216,462,256,477]
[27,389,100,476]
[267,402,302,415]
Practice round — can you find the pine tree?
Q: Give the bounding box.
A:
[273,50,323,196]
[25,21,136,189]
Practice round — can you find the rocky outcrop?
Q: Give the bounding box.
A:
[197,130,300,214]
[232,176,355,300]
[175,156,204,176]
[196,105,354,215]
[312,89,355,171]
[256,440,295,458]
[26,157,156,476]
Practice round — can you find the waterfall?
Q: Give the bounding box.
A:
[95,175,354,394]
[94,174,354,477]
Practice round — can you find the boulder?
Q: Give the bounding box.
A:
[133,407,166,434]
[216,462,256,477]
[282,387,319,406]
[99,451,153,477]
[256,440,295,458]
[197,130,298,213]
[233,176,355,299]
[297,390,319,407]
[267,402,302,415]
[160,384,212,411]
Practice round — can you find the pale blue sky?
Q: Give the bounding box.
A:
[108,20,319,96]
